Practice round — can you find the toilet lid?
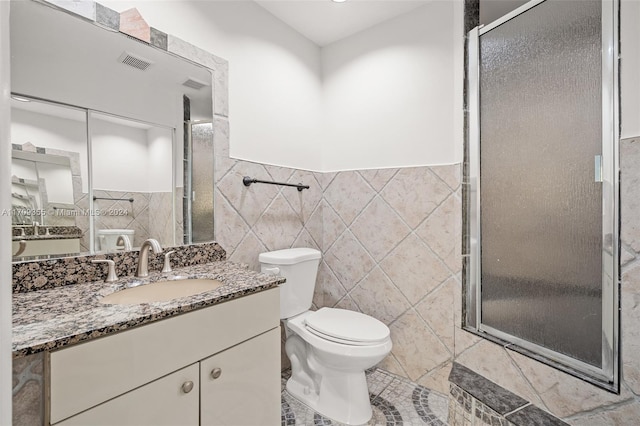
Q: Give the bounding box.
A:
[305,308,390,344]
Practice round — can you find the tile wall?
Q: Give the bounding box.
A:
[214,125,461,394]
[83,190,176,251]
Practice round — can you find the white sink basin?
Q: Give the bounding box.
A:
[100,279,224,304]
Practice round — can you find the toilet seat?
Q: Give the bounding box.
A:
[304,308,390,346]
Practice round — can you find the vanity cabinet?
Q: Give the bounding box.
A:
[12,238,80,257]
[50,288,280,426]
[56,364,200,426]
[200,328,281,425]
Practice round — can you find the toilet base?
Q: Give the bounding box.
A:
[286,370,372,425]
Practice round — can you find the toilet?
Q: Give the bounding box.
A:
[96,229,134,252]
[259,248,392,425]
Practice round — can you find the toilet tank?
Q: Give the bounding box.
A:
[259,248,321,319]
[97,229,135,252]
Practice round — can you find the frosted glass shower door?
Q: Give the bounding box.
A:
[190,122,214,243]
[472,0,618,385]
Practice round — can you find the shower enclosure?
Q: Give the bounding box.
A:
[466,0,619,390]
[184,120,214,244]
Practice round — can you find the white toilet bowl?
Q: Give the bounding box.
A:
[284,308,392,425]
[259,248,392,425]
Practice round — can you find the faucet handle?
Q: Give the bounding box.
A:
[162,250,176,273]
[92,259,118,283]
[13,240,26,256]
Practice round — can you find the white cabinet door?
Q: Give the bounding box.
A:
[55,364,199,426]
[50,288,279,423]
[200,327,281,426]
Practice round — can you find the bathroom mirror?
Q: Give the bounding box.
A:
[9,0,214,259]
[90,112,176,252]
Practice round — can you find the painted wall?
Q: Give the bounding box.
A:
[621,0,640,138]
[321,1,462,170]
[11,108,88,192]
[91,119,148,192]
[101,0,461,172]
[146,126,173,193]
[91,119,173,193]
[101,0,324,172]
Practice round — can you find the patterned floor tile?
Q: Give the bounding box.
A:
[281,368,449,426]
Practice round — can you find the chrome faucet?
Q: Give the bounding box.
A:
[136,238,162,277]
[116,234,132,251]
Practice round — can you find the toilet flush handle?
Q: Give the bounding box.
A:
[263,266,280,276]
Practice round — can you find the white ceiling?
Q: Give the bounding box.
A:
[254,0,433,47]
[254,0,532,47]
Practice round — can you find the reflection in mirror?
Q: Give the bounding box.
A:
[10,0,215,259]
[90,112,176,252]
[190,121,214,244]
[10,98,86,258]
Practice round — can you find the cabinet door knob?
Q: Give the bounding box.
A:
[210,368,222,379]
[182,381,194,393]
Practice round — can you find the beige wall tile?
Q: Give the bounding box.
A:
[357,169,398,192]
[213,189,250,255]
[417,361,452,395]
[381,234,451,305]
[350,196,411,262]
[252,194,303,251]
[381,167,451,228]
[390,310,451,380]
[351,267,410,325]
[378,353,408,378]
[301,204,323,249]
[508,350,631,417]
[228,231,268,271]
[334,293,360,311]
[264,164,294,184]
[293,229,321,252]
[566,400,640,425]
[416,277,456,353]
[324,230,375,290]
[454,326,482,356]
[416,194,461,273]
[621,137,640,252]
[430,164,461,192]
[313,260,347,308]
[321,201,347,251]
[283,170,323,220]
[621,263,640,394]
[324,172,376,225]
[217,162,279,227]
[456,340,544,408]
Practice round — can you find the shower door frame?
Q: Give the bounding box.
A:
[466,0,620,391]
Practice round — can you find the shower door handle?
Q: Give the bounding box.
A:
[595,155,603,182]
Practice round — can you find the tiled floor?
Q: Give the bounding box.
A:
[281,368,449,426]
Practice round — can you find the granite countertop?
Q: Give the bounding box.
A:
[12,234,81,241]
[12,261,285,358]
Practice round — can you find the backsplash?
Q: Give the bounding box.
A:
[12,241,226,293]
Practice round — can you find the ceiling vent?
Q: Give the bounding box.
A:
[182,78,209,90]
[118,51,153,71]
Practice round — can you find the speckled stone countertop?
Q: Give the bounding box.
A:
[12,234,81,241]
[13,261,285,358]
